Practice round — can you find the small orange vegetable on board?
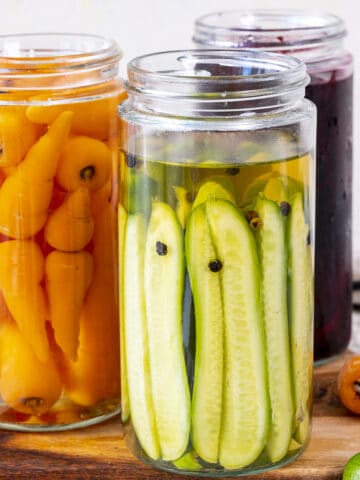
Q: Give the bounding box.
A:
[26,92,125,140]
[0,108,41,167]
[44,187,94,252]
[56,135,111,192]
[0,240,49,362]
[45,250,93,361]
[0,320,62,416]
[338,355,360,414]
[61,203,119,406]
[0,111,73,239]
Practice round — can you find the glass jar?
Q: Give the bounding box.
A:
[0,33,125,430]
[194,10,353,364]
[119,49,316,476]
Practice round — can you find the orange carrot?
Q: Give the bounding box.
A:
[0,239,49,362]
[61,203,119,406]
[0,320,62,415]
[0,111,73,239]
[44,187,94,252]
[45,250,93,361]
[56,135,112,192]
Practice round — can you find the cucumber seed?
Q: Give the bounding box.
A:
[208,259,223,272]
[156,241,168,256]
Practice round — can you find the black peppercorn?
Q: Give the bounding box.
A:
[208,259,223,272]
[156,241,168,256]
[125,153,137,168]
[280,201,291,217]
[225,167,240,176]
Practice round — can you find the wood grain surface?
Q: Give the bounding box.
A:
[0,350,358,480]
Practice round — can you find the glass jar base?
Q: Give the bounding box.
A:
[0,399,120,432]
[314,346,349,368]
[128,430,309,478]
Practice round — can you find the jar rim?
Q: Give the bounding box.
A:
[0,33,122,69]
[125,49,309,117]
[127,48,307,93]
[193,9,346,49]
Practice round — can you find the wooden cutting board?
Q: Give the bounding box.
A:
[0,350,358,480]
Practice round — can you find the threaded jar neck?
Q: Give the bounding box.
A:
[193,10,346,64]
[124,49,309,118]
[0,33,122,92]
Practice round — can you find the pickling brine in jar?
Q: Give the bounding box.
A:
[0,34,125,430]
[119,50,316,476]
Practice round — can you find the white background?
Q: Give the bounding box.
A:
[2,0,359,277]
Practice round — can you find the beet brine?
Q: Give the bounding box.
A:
[308,73,353,361]
[194,10,354,363]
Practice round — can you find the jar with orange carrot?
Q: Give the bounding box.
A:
[0,34,124,430]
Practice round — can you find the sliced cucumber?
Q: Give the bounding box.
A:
[254,196,294,462]
[288,192,313,445]
[144,202,190,461]
[193,176,235,208]
[124,170,159,216]
[123,214,160,460]
[173,450,202,471]
[205,198,269,469]
[185,204,224,464]
[173,186,193,229]
[118,203,129,423]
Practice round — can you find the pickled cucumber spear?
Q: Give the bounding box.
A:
[144,202,191,461]
[288,192,313,445]
[254,196,294,462]
[205,198,269,469]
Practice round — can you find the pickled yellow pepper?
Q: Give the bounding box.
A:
[0,240,49,362]
[45,187,94,252]
[46,250,93,361]
[0,108,41,167]
[0,320,62,415]
[56,135,112,192]
[0,111,73,239]
[26,93,125,140]
[61,203,120,406]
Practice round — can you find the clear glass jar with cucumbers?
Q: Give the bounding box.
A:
[119,50,316,476]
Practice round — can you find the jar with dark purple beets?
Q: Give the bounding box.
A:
[194,10,353,364]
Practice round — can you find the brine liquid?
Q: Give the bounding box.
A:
[120,151,314,476]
